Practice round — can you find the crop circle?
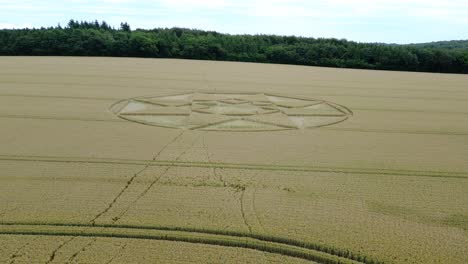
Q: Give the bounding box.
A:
[110,92,352,131]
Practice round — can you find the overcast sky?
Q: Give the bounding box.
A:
[1,0,467,44]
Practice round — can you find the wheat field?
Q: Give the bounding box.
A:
[0,57,467,263]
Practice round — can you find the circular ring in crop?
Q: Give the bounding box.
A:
[110,92,352,131]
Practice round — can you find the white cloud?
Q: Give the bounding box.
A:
[0,23,33,29]
[158,0,233,9]
[1,0,468,42]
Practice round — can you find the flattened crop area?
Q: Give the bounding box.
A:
[110,92,352,131]
[1,57,468,263]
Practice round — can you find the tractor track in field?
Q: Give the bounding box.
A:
[89,166,148,225]
[110,130,187,223]
[0,93,121,101]
[0,114,125,123]
[104,242,127,264]
[202,135,254,235]
[113,131,202,223]
[250,183,275,264]
[351,107,468,115]
[174,133,202,162]
[201,133,260,245]
[1,154,467,179]
[0,222,377,264]
[90,130,185,224]
[200,133,258,236]
[2,114,468,136]
[45,131,187,261]
[58,131,188,260]
[45,236,75,264]
[202,133,227,186]
[67,237,97,263]
[252,173,267,233]
[238,188,253,234]
[3,77,468,97]
[322,127,468,136]
[235,171,264,236]
[3,70,468,91]
[0,207,19,219]
[152,131,186,161]
[111,166,171,223]
[7,237,37,264]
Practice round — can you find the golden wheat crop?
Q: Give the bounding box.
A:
[0,57,467,263]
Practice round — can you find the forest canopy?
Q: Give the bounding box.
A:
[1,20,467,74]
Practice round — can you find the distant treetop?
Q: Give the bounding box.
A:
[0,20,467,74]
[120,22,131,32]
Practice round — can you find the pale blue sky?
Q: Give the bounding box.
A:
[1,0,467,44]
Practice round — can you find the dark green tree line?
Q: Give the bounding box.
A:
[0,20,467,73]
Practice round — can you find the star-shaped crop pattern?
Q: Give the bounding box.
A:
[111,92,352,131]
